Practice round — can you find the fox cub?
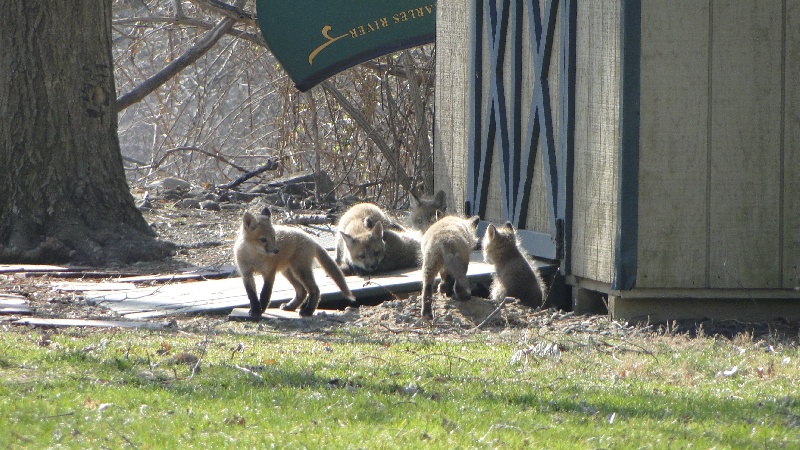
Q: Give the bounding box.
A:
[408,190,447,232]
[482,222,547,308]
[234,208,355,318]
[420,215,480,319]
[335,203,420,275]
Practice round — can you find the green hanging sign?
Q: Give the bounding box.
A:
[256,0,436,91]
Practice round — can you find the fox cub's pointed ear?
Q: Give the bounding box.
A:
[434,190,447,209]
[469,216,481,228]
[371,221,384,237]
[260,207,271,218]
[243,211,256,228]
[503,222,514,232]
[486,223,497,238]
[410,191,421,208]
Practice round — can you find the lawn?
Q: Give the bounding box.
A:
[1,318,798,449]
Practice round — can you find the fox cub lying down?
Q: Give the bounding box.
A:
[420,215,480,319]
[234,208,355,318]
[482,222,548,308]
[335,203,421,275]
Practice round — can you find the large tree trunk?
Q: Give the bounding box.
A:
[0,0,174,264]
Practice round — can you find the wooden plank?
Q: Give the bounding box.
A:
[0,293,27,303]
[709,0,783,288]
[117,266,236,283]
[0,294,33,316]
[434,0,471,214]
[12,318,175,329]
[0,264,84,273]
[229,307,349,322]
[785,2,800,290]
[86,253,495,319]
[570,0,619,284]
[54,281,138,292]
[635,1,709,288]
[609,295,800,323]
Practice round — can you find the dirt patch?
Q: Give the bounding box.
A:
[2,185,798,345]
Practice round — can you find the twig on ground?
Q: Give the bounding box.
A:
[470,297,511,331]
[217,158,280,190]
[233,364,265,382]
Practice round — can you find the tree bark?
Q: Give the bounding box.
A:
[0,0,174,264]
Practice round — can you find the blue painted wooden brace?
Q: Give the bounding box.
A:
[467,0,576,266]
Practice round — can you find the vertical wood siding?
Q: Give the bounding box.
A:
[570,0,620,284]
[636,0,709,288]
[434,0,471,214]
[637,0,797,290]
[786,2,800,290]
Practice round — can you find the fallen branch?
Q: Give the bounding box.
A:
[471,297,511,331]
[281,214,333,225]
[233,364,264,383]
[218,159,280,190]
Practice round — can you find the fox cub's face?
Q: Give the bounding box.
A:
[340,221,385,273]
[409,190,447,231]
[482,222,516,264]
[241,209,279,255]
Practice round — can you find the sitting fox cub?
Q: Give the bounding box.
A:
[335,203,420,275]
[420,215,480,319]
[234,208,355,318]
[408,190,447,231]
[482,222,547,308]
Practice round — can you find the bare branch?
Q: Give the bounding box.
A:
[320,80,413,192]
[217,159,280,190]
[189,0,257,26]
[152,146,249,174]
[116,0,247,111]
[113,16,266,47]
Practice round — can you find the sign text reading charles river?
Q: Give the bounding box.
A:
[256,0,435,91]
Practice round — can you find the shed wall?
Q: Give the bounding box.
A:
[433,0,471,214]
[436,1,565,236]
[784,2,800,290]
[570,0,620,285]
[636,0,799,290]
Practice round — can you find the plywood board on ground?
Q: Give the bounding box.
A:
[70,253,495,319]
[12,318,175,330]
[229,307,350,322]
[0,294,32,315]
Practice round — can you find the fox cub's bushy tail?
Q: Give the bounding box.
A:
[234,208,354,318]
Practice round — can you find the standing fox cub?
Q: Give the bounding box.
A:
[420,215,480,319]
[408,190,447,231]
[482,222,547,308]
[234,208,355,318]
[335,203,420,275]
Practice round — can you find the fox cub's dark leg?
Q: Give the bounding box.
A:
[298,268,321,317]
[259,275,274,314]
[453,277,471,301]
[439,272,456,297]
[420,263,438,319]
[299,291,320,317]
[243,276,262,318]
[281,269,307,311]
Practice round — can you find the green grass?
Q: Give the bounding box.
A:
[1,324,798,449]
